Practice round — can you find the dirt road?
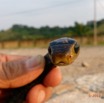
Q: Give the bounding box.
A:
[0,46,104,103]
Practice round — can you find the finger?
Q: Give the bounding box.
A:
[26,84,45,103]
[43,67,62,87]
[44,87,53,101]
[0,54,7,62]
[0,54,27,62]
[26,84,53,103]
[0,55,45,88]
[6,54,28,61]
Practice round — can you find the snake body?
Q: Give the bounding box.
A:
[6,37,80,103]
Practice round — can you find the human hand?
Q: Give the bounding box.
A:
[0,54,62,103]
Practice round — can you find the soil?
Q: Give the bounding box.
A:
[0,46,104,103]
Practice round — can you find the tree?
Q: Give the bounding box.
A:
[68,22,91,43]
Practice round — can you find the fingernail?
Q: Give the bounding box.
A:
[38,90,45,103]
[34,55,44,65]
[25,55,45,70]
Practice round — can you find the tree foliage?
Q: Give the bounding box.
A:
[0,19,104,41]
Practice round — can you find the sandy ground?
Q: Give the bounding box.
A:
[0,46,104,103]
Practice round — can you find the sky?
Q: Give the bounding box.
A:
[0,0,104,30]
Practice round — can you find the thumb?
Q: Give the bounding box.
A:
[0,55,45,88]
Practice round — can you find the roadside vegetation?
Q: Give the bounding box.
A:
[0,19,104,44]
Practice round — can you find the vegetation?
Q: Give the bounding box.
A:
[0,19,104,41]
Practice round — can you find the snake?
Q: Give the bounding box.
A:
[5,37,80,103]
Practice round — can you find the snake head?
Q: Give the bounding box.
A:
[48,37,80,66]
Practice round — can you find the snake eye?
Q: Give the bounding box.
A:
[74,42,80,54]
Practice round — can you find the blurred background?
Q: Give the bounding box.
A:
[0,0,104,103]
